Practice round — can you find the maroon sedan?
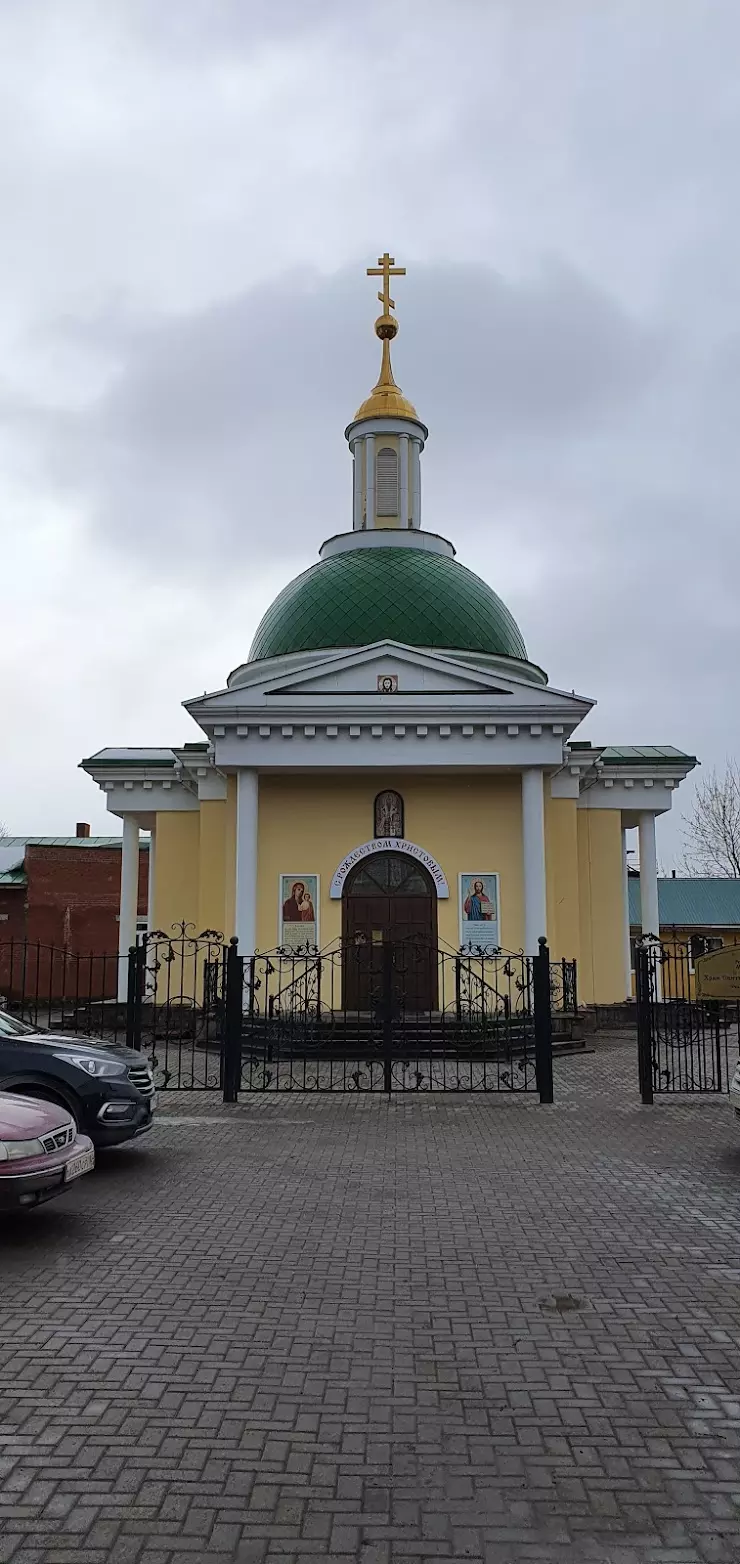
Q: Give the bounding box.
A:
[0,1092,94,1211]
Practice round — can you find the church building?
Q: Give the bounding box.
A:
[82,254,697,1006]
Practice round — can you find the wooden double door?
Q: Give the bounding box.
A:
[342,852,438,1013]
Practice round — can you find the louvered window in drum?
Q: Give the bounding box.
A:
[375,446,399,516]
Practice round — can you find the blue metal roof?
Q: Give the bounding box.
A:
[629,878,740,928]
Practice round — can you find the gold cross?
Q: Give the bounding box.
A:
[367,251,406,315]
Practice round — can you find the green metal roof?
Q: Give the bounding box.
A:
[602,745,697,766]
[629,878,740,928]
[568,743,697,765]
[2,837,150,849]
[0,867,26,887]
[249,546,528,663]
[0,837,150,890]
[81,749,176,768]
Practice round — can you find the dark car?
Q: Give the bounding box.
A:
[0,1092,95,1210]
[0,1010,155,1147]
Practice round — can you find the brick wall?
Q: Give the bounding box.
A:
[23,845,149,954]
[0,887,26,942]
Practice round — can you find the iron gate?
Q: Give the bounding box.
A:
[636,942,740,1100]
[233,938,556,1099]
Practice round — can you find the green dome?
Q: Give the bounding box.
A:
[249,545,528,663]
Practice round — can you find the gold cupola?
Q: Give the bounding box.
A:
[345,252,428,533]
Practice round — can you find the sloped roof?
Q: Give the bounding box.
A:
[0,835,150,887]
[629,877,740,928]
[568,743,697,765]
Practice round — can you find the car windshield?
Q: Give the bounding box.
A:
[0,1010,35,1037]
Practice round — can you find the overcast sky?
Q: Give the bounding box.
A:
[1,0,738,866]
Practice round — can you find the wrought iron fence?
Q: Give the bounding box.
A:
[0,927,229,1092]
[636,941,740,1099]
[0,937,127,1038]
[549,958,578,1016]
[236,938,555,1097]
[1,931,567,1101]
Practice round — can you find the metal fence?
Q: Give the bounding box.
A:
[237,940,557,1096]
[0,930,572,1101]
[636,941,740,1099]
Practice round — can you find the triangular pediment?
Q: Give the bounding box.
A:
[265,642,518,697]
[184,641,594,727]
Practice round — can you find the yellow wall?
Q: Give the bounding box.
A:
[544,796,580,964]
[151,775,635,1004]
[577,811,625,1004]
[197,801,228,937]
[152,812,200,935]
[256,772,524,953]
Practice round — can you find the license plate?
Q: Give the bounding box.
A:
[64,1147,95,1182]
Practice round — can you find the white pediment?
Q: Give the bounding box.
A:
[266,643,517,697]
[183,641,595,743]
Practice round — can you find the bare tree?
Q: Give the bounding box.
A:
[682,760,740,878]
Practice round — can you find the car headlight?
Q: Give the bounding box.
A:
[0,1139,45,1161]
[58,1055,128,1078]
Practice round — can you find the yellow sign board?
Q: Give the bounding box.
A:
[695,946,740,1000]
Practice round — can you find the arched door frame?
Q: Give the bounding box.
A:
[329,839,449,899]
[341,850,438,1012]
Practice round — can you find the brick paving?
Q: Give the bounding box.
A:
[2,1035,740,1562]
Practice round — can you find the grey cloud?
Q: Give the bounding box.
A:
[1,0,739,858]
[29,260,664,569]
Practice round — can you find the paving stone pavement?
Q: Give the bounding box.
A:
[2,1034,740,1563]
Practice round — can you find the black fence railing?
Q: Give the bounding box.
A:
[236,940,555,1096]
[0,931,574,1101]
[636,941,740,1099]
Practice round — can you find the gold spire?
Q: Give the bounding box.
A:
[353,251,419,422]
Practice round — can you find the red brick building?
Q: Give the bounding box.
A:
[0,825,149,954]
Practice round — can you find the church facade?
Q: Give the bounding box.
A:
[82,254,696,1006]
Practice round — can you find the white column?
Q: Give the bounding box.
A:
[117,816,139,1000]
[638,810,661,1001]
[410,439,421,528]
[352,439,363,529]
[521,768,547,956]
[621,824,632,999]
[638,813,660,939]
[235,769,259,955]
[147,825,157,935]
[365,433,375,529]
[399,433,409,527]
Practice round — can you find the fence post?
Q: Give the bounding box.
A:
[635,946,654,1104]
[382,942,394,1097]
[223,937,244,1103]
[125,945,144,1051]
[533,937,554,1104]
